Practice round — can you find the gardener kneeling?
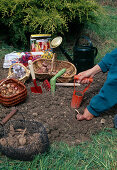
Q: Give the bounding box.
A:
[76,48,117,129]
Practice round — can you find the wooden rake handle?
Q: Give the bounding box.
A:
[28,60,35,80]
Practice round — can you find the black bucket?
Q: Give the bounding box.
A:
[73,36,98,73]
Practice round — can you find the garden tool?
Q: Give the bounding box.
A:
[50,36,98,73]
[55,82,80,87]
[42,81,81,91]
[71,75,93,108]
[50,68,66,95]
[0,108,17,136]
[42,79,51,91]
[28,60,42,94]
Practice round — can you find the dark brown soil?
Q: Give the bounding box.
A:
[0,59,116,146]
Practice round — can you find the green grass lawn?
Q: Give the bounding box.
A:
[0,4,117,170]
[86,5,117,63]
[0,128,117,169]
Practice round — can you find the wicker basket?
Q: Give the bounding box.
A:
[33,58,77,82]
[0,78,27,106]
[0,120,49,161]
[8,63,30,83]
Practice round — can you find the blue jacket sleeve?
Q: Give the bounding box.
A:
[87,48,117,116]
[98,48,117,72]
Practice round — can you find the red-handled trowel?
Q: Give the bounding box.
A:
[28,60,42,94]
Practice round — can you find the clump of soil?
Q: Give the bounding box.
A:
[0,59,116,146]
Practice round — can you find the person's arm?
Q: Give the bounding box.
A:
[98,48,117,72]
[87,58,117,116]
[77,48,117,83]
[77,64,102,84]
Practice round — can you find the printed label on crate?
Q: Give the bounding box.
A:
[3,51,53,68]
[30,34,52,52]
[3,52,23,68]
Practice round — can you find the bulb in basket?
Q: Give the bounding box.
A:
[0,82,23,97]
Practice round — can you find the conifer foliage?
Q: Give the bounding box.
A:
[0,0,102,47]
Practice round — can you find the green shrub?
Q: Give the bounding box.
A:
[0,0,103,48]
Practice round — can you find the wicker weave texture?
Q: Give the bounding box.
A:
[0,78,27,106]
[33,58,77,82]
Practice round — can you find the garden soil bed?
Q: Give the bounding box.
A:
[0,59,116,146]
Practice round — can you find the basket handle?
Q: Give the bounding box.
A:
[50,53,55,73]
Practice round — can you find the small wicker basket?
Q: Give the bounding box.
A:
[0,78,27,106]
[33,58,77,82]
[8,63,30,83]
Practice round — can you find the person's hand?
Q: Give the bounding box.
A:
[76,108,94,121]
[77,64,102,84]
[77,68,94,84]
